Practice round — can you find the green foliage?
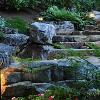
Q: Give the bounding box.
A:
[72,0,95,12]
[95,0,100,10]
[0,17,5,28]
[0,0,97,11]
[14,86,80,100]
[44,86,80,100]
[33,0,73,9]
[6,17,29,33]
[87,43,100,57]
[53,43,67,49]
[0,17,5,40]
[87,89,100,96]
[14,84,100,100]
[0,0,35,10]
[64,59,81,80]
[0,32,4,41]
[13,56,33,63]
[43,6,94,30]
[8,0,30,10]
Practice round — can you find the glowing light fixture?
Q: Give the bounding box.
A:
[88,12,95,18]
[38,17,44,21]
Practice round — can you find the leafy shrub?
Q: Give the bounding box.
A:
[0,16,5,28]
[0,0,34,10]
[29,0,95,11]
[43,6,95,30]
[32,0,73,9]
[87,43,100,57]
[0,32,4,41]
[8,0,30,10]
[95,0,100,10]
[6,17,29,33]
[72,0,95,12]
[0,0,97,11]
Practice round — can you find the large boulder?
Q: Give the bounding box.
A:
[2,81,37,97]
[86,57,100,69]
[1,57,99,97]
[2,81,54,97]
[0,43,15,54]
[0,27,17,34]
[49,21,74,34]
[0,43,16,67]
[89,35,100,42]
[17,23,55,59]
[4,33,29,46]
[13,58,99,81]
[1,67,54,97]
[93,11,100,24]
[31,22,56,43]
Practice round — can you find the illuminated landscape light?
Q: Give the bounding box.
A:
[88,12,95,18]
[38,17,44,21]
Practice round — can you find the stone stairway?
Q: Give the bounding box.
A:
[47,24,100,60]
[1,23,100,99]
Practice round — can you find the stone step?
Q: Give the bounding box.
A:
[86,56,100,68]
[12,56,99,67]
[54,42,86,49]
[57,31,100,35]
[84,25,98,31]
[53,35,100,43]
[1,57,100,98]
[2,81,53,97]
[2,57,100,84]
[1,80,87,98]
[47,49,99,59]
[54,42,100,49]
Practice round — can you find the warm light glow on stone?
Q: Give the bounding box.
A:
[1,73,6,95]
[1,67,22,96]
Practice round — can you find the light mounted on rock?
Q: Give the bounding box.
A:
[88,12,95,18]
[38,17,44,21]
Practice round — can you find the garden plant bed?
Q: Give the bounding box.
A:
[0,0,100,100]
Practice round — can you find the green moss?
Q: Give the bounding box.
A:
[53,43,67,49]
[6,17,29,34]
[13,56,33,63]
[87,43,100,57]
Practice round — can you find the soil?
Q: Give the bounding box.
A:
[0,8,42,24]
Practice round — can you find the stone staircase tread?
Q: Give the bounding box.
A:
[50,49,95,51]
[32,56,100,62]
[55,35,100,37]
[53,35,100,43]
[57,31,100,35]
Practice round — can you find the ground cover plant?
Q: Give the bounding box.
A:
[6,17,29,33]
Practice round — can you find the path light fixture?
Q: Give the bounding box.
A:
[88,12,96,19]
[38,17,44,21]
[54,59,57,61]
